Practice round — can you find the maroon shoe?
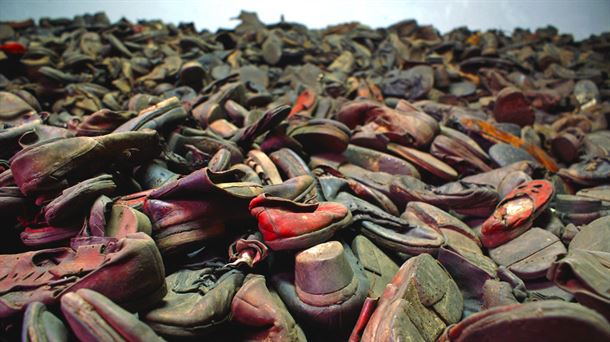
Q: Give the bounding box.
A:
[0,233,166,319]
[144,167,263,254]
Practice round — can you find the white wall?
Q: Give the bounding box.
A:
[1,0,609,40]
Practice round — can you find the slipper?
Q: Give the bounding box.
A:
[480,180,554,248]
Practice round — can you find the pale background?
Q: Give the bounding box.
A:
[1,0,609,40]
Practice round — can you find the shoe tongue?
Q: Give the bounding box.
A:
[295,241,354,295]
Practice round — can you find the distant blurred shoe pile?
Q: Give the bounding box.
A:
[1,11,609,342]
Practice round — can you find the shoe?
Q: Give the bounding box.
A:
[76,109,135,136]
[231,274,306,342]
[42,174,117,227]
[342,144,420,178]
[489,228,565,280]
[114,96,187,132]
[74,195,152,243]
[230,105,290,150]
[438,301,610,342]
[134,161,180,190]
[143,264,245,338]
[496,170,532,198]
[249,194,351,250]
[356,199,446,256]
[144,167,263,254]
[390,177,499,217]
[461,161,536,191]
[61,289,163,342]
[269,148,311,179]
[559,157,610,186]
[489,143,537,167]
[438,228,498,316]
[0,232,166,319]
[336,100,438,149]
[480,180,554,248]
[10,131,161,196]
[380,67,435,101]
[288,119,350,154]
[246,149,283,185]
[192,82,246,128]
[262,174,318,203]
[18,217,81,247]
[493,86,535,127]
[430,135,492,175]
[388,143,458,181]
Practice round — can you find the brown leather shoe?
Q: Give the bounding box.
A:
[10,131,161,195]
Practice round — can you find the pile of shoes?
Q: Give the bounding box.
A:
[1,11,609,342]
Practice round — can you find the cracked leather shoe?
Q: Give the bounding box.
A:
[0,232,166,319]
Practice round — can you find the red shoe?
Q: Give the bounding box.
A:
[249,194,351,250]
[480,180,554,248]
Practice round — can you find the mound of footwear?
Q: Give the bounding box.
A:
[1,11,609,341]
